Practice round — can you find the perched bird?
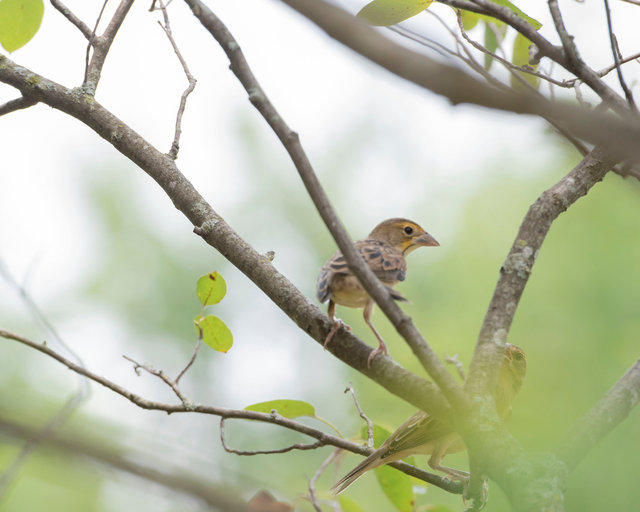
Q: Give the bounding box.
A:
[332,344,527,493]
[317,218,439,366]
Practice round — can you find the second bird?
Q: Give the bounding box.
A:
[317,218,439,366]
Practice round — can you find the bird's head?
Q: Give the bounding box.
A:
[368,218,439,255]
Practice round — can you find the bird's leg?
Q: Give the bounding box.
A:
[428,449,470,481]
[363,300,389,367]
[323,300,351,348]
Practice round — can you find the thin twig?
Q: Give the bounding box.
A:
[220,417,324,455]
[0,95,38,116]
[49,0,94,40]
[603,0,637,112]
[83,0,135,94]
[123,355,194,408]
[445,354,466,381]
[154,0,198,159]
[344,384,374,448]
[308,449,340,512]
[84,0,110,84]
[175,339,201,384]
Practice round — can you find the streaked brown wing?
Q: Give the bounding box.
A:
[355,239,406,283]
[383,411,453,458]
[317,240,406,302]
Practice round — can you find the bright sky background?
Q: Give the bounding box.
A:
[1,0,639,507]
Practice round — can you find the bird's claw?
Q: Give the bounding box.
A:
[323,319,351,349]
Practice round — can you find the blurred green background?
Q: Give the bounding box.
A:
[1,104,638,512]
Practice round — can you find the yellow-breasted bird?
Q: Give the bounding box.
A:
[317,218,439,366]
[332,344,527,493]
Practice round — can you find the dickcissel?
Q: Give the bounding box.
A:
[317,218,439,366]
[333,344,527,493]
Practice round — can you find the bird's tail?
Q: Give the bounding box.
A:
[332,450,385,494]
[388,287,409,303]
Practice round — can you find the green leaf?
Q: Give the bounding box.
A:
[490,0,541,30]
[357,0,433,26]
[361,423,393,448]
[244,399,316,419]
[510,32,540,90]
[374,464,415,512]
[196,271,227,305]
[483,22,499,71]
[0,0,44,52]
[338,496,366,512]
[195,314,233,352]
[460,11,480,31]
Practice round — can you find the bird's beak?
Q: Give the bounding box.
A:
[414,233,439,247]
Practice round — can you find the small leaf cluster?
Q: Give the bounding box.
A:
[358,0,542,90]
[194,272,233,352]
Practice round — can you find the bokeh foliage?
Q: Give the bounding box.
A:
[1,118,638,512]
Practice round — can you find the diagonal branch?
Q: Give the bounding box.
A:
[558,359,640,471]
[50,0,94,40]
[465,147,618,397]
[0,52,451,417]
[603,0,637,112]
[276,0,640,161]
[182,0,467,414]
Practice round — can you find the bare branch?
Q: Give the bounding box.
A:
[183,0,468,412]
[344,384,374,448]
[50,0,94,40]
[122,355,194,408]
[465,147,618,397]
[175,339,201,384]
[275,0,640,161]
[0,95,37,116]
[603,0,638,112]
[154,0,198,159]
[83,0,135,94]
[308,449,340,512]
[559,359,640,471]
[220,418,324,455]
[83,0,110,84]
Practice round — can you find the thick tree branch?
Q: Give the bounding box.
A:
[0,55,454,420]
[277,0,640,159]
[465,147,618,397]
[558,359,640,471]
[0,328,462,493]
[183,0,467,414]
[0,95,38,116]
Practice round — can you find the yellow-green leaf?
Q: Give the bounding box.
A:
[361,423,393,448]
[510,32,539,90]
[338,495,366,512]
[195,314,233,352]
[196,271,226,305]
[374,464,415,512]
[0,0,44,52]
[490,0,541,30]
[244,399,315,419]
[460,11,480,31]
[357,0,433,26]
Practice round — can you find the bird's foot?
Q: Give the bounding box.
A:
[323,319,351,349]
[366,342,389,368]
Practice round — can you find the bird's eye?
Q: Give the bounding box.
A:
[404,226,414,235]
